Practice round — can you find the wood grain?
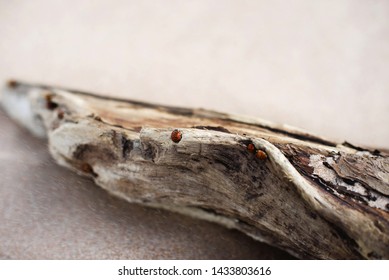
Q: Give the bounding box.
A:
[2,81,388,259]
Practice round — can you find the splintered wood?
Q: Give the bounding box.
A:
[2,81,388,259]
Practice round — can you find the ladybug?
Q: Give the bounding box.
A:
[247,142,267,160]
[247,143,255,153]
[171,129,182,143]
[256,149,268,160]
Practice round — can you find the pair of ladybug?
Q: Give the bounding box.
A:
[247,143,267,160]
[170,129,267,160]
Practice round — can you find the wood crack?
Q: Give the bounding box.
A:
[1,80,388,259]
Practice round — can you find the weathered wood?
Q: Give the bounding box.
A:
[1,80,388,259]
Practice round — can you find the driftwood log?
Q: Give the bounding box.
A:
[1,80,388,259]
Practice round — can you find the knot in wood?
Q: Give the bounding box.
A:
[45,93,58,110]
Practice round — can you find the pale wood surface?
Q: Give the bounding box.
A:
[2,82,387,259]
[0,108,292,259]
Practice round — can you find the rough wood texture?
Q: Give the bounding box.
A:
[1,80,388,259]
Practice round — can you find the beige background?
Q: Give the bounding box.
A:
[0,0,388,259]
[0,0,388,148]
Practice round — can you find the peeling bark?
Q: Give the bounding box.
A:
[1,80,388,259]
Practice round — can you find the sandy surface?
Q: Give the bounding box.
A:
[0,0,388,259]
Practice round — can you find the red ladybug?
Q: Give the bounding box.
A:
[171,129,182,143]
[256,149,268,160]
[247,143,255,153]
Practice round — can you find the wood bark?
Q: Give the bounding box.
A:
[1,80,388,259]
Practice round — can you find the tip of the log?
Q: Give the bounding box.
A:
[7,79,19,89]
